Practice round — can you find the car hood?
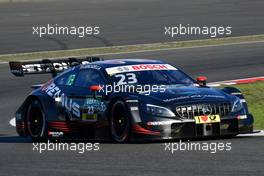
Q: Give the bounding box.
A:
[139,84,233,105]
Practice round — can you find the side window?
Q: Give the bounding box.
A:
[56,72,76,86]
[74,69,105,88]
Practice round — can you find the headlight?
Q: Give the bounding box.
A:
[145,104,175,117]
[232,97,243,112]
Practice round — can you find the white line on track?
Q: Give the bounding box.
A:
[237,130,264,137]
[1,40,264,65]
[0,61,8,65]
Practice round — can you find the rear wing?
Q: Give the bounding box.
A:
[9,57,102,77]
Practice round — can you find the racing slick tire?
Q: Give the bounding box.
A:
[110,100,131,143]
[26,99,47,142]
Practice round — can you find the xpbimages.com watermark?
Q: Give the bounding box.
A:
[32,24,100,38]
[164,140,232,154]
[32,140,100,154]
[164,24,232,38]
[98,84,167,95]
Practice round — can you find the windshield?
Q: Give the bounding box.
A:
[110,70,194,85]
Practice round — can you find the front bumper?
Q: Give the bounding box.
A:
[131,115,254,140]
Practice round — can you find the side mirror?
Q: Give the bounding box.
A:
[90,85,102,92]
[89,85,102,98]
[196,76,207,86]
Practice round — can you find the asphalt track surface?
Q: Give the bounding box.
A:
[0,42,264,175]
[0,0,264,54]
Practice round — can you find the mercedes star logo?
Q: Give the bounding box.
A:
[201,104,212,115]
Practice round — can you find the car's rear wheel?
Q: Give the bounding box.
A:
[110,100,131,143]
[26,100,47,142]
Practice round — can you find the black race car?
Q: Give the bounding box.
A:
[9,57,254,142]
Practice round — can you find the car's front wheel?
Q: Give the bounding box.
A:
[110,100,131,143]
[26,99,47,142]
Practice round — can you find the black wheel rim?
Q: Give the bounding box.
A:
[112,103,128,140]
[27,105,44,138]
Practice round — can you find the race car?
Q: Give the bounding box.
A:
[9,57,254,142]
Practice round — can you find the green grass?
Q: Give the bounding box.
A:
[232,81,264,129]
[1,34,264,62]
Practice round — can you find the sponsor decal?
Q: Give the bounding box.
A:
[126,100,139,103]
[194,114,221,124]
[48,131,64,137]
[43,83,81,118]
[130,107,139,111]
[61,94,80,118]
[21,61,89,74]
[80,64,101,70]
[82,98,106,121]
[164,95,226,102]
[43,83,107,121]
[147,121,180,126]
[82,113,97,121]
[132,64,170,70]
[105,64,177,75]
[237,115,247,120]
[41,80,54,91]
[66,74,76,86]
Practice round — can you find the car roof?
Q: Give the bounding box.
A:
[85,59,167,68]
